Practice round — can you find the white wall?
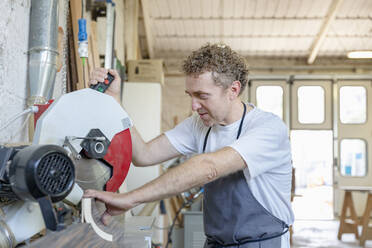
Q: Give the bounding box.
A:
[0,0,67,144]
[121,81,163,243]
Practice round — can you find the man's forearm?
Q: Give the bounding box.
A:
[125,147,246,206]
[126,154,214,206]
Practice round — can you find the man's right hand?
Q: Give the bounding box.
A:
[89,68,121,102]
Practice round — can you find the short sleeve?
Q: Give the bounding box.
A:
[229,118,291,179]
[164,116,198,155]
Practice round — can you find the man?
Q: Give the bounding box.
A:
[86,43,294,247]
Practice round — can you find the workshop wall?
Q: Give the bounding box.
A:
[0,0,30,144]
[0,0,68,145]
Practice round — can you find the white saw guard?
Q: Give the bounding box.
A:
[33,88,132,153]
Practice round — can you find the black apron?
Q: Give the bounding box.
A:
[202,103,288,248]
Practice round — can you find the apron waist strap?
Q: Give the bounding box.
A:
[206,225,289,247]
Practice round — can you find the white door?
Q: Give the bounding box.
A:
[334,80,372,216]
[249,80,289,126]
[290,80,334,219]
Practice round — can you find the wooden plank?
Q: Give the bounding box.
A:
[125,0,139,60]
[27,201,126,247]
[140,0,154,58]
[69,0,85,89]
[90,21,101,69]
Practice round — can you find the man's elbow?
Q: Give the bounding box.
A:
[131,158,149,167]
[195,155,219,183]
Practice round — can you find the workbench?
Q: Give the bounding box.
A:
[21,202,154,248]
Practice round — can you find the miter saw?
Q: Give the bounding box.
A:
[0,89,132,247]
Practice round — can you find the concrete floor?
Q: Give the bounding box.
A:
[292,220,372,247]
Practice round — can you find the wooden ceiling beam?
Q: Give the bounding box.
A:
[307,0,343,64]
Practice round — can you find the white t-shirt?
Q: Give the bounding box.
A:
[165,104,294,247]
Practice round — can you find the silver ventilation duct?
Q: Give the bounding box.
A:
[27,0,59,106]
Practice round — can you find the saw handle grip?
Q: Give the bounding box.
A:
[90,72,115,93]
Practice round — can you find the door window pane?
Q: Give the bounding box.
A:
[298,86,325,124]
[340,139,367,177]
[256,86,283,119]
[340,86,367,124]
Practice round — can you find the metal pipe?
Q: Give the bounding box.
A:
[0,220,15,248]
[27,0,59,106]
[104,2,115,69]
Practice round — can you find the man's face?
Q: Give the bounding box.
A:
[185,71,232,126]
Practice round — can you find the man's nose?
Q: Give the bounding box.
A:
[191,98,201,111]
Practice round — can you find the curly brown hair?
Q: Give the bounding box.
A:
[182,43,248,95]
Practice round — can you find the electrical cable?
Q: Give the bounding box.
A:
[165,188,204,248]
[81,0,84,18]
[0,106,38,133]
[165,201,189,248]
[8,112,32,142]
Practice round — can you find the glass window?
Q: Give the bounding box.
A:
[340,86,367,124]
[298,86,325,124]
[340,139,367,177]
[256,86,283,119]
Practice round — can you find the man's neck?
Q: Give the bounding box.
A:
[220,100,248,125]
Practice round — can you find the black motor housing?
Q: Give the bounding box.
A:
[9,145,75,203]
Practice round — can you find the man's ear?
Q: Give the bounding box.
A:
[230,81,242,99]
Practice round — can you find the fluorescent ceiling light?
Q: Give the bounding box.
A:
[347,51,372,59]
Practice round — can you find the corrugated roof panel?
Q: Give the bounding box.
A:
[337,0,372,18]
[254,0,268,18]
[156,0,171,18]
[178,37,188,51]
[286,0,301,18]
[263,0,279,17]
[308,0,331,18]
[156,20,167,36]
[243,0,258,18]
[202,20,215,36]
[222,0,234,18]
[174,20,184,36]
[224,38,240,51]
[233,20,242,36]
[149,0,160,18]
[178,0,191,18]
[234,0,247,18]
[319,38,343,53]
[331,19,372,35]
[189,0,202,18]
[182,20,193,36]
[302,20,322,35]
[320,37,372,53]
[222,20,232,36]
[192,20,204,36]
[275,0,290,18]
[168,0,182,18]
[351,0,365,17]
[261,19,273,36]
[360,0,372,17]
[336,0,353,18]
[211,0,221,18]
[295,0,310,18]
